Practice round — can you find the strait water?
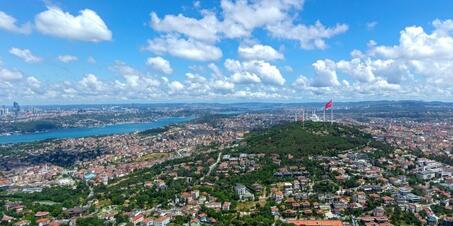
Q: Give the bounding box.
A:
[0,117,191,144]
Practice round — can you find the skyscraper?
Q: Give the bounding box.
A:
[13,102,20,118]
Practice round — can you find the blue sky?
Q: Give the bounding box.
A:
[0,0,453,104]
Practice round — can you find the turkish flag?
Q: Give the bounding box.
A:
[325,99,333,110]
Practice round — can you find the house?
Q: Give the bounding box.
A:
[205,201,221,210]
[67,207,87,217]
[141,218,153,226]
[417,171,436,180]
[36,218,50,226]
[222,202,231,211]
[35,211,50,218]
[272,191,284,203]
[153,215,171,226]
[185,218,201,226]
[191,190,200,200]
[382,196,395,204]
[2,215,15,223]
[49,221,60,226]
[271,206,279,216]
[130,211,144,225]
[15,220,31,226]
[353,192,367,204]
[235,184,254,201]
[373,207,385,217]
[443,216,453,226]
[287,220,343,226]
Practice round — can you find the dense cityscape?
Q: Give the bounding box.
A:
[0,101,452,226]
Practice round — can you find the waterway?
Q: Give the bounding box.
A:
[0,117,191,144]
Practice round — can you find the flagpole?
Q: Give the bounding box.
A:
[323,108,325,122]
[302,109,305,128]
[331,107,333,124]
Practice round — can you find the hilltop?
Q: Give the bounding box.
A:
[243,121,372,157]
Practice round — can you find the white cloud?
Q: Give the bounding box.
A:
[292,18,453,99]
[336,58,375,83]
[148,0,347,50]
[146,56,173,74]
[57,55,78,63]
[311,59,340,87]
[267,20,348,49]
[366,21,378,30]
[350,19,453,86]
[145,36,222,61]
[0,11,31,34]
[35,6,112,42]
[169,80,184,92]
[110,61,141,87]
[225,59,286,86]
[211,79,234,91]
[79,73,105,92]
[293,75,310,88]
[220,0,303,38]
[370,20,453,60]
[208,63,224,79]
[230,71,261,84]
[9,48,42,63]
[26,76,41,89]
[150,11,219,42]
[238,44,283,61]
[26,76,45,94]
[0,66,23,81]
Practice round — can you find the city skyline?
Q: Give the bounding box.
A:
[1,0,453,104]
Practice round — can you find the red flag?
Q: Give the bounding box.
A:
[324,99,333,110]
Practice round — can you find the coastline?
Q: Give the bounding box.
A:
[0,116,192,145]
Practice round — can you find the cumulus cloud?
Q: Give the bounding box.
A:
[150,11,219,42]
[26,76,41,89]
[371,20,453,60]
[35,6,112,42]
[9,48,42,63]
[220,0,303,38]
[169,80,184,92]
[208,63,224,79]
[238,44,283,61]
[0,11,31,34]
[293,75,310,88]
[225,59,285,86]
[0,66,23,81]
[146,56,173,74]
[311,59,340,87]
[148,0,347,52]
[267,20,348,49]
[211,79,234,91]
[348,19,453,86]
[145,36,222,61]
[290,18,453,100]
[230,71,261,84]
[57,55,78,63]
[26,76,45,94]
[110,61,142,87]
[4,16,453,102]
[79,73,105,92]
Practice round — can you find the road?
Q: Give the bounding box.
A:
[201,152,222,181]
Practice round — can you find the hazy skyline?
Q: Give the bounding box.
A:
[1,0,453,104]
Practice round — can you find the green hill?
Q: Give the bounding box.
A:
[243,121,372,156]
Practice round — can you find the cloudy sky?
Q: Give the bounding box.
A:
[0,0,452,104]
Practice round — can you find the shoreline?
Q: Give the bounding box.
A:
[0,116,192,145]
